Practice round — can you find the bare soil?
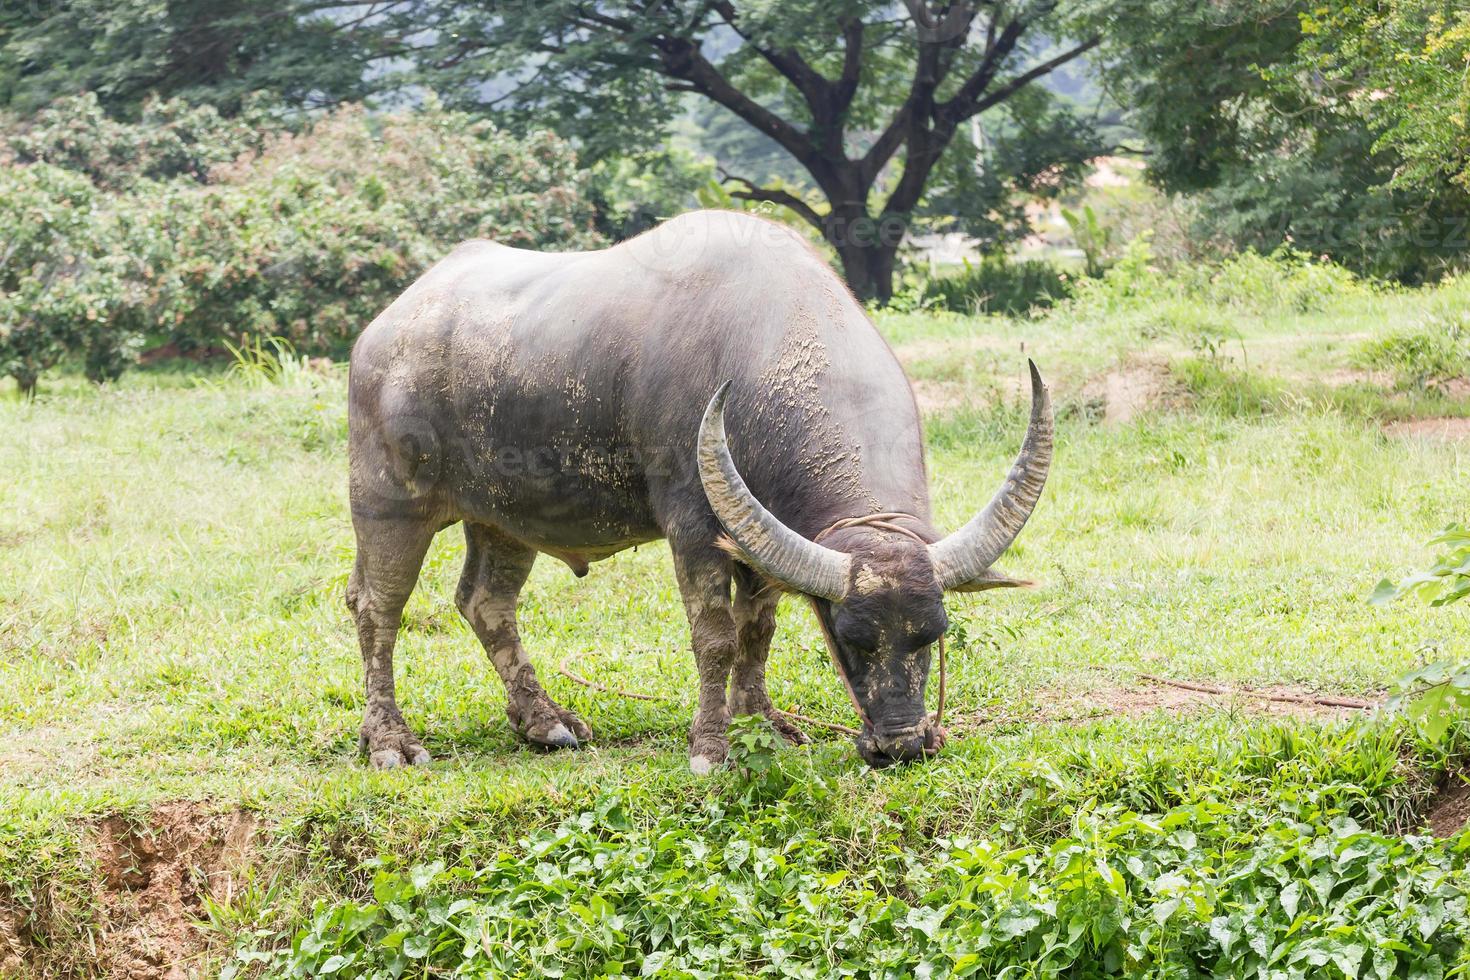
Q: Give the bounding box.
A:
[1082,361,1183,426]
[1384,417,1470,441]
[946,679,1368,734]
[1424,778,1470,838]
[88,802,257,979]
[0,900,30,977]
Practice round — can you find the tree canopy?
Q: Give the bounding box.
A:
[4,1,1115,302]
[4,0,1468,290]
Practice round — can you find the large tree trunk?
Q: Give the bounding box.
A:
[834,241,900,305]
[13,369,37,399]
[824,202,904,305]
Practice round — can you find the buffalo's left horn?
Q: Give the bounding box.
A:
[929,360,1053,591]
[697,381,851,601]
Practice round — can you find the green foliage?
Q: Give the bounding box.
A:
[0,0,377,115]
[252,787,1470,979]
[0,99,601,390]
[1069,239,1364,316]
[726,714,794,802]
[588,148,717,240]
[1297,1,1470,197]
[895,257,1075,317]
[1355,315,1470,389]
[1061,204,1113,278]
[0,161,142,394]
[1088,0,1470,282]
[1371,526,1470,744]
[1372,525,1470,610]
[222,336,328,390]
[3,92,277,189]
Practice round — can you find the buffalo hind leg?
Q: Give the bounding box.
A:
[730,567,809,745]
[347,516,436,769]
[456,522,591,750]
[673,543,739,774]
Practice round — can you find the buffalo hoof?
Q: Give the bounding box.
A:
[360,730,432,770]
[527,721,580,751]
[511,698,593,751]
[687,732,729,775]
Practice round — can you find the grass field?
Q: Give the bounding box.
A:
[4,266,1470,977]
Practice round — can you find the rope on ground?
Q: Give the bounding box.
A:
[1138,673,1376,710]
[775,709,859,737]
[557,650,665,702]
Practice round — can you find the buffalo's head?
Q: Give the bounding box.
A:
[697,361,1052,767]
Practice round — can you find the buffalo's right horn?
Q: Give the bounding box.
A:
[929,360,1053,591]
[697,381,851,601]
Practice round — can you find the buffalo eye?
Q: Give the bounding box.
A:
[832,610,880,653]
[909,612,948,650]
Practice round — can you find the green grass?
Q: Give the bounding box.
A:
[4,275,1470,976]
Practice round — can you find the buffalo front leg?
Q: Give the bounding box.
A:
[456,522,591,750]
[346,516,436,769]
[730,567,809,745]
[672,544,738,774]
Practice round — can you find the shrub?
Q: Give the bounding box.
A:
[254,792,1470,979]
[901,256,1074,316]
[140,103,601,355]
[1068,238,1366,319]
[1354,312,1470,389]
[2,92,277,190]
[0,162,141,394]
[0,99,603,389]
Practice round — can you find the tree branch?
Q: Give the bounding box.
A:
[936,13,1029,123]
[710,1,832,114]
[962,36,1102,119]
[720,172,825,230]
[834,16,864,112]
[858,5,971,185]
[654,36,822,171]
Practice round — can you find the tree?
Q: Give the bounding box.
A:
[1087,0,1470,281]
[1296,1,1470,198]
[0,0,381,116]
[383,1,1106,302]
[2,2,1110,301]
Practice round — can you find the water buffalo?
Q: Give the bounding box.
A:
[346,210,1051,771]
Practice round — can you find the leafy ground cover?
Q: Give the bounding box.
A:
[3,269,1470,977]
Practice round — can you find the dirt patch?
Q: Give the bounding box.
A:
[1384,417,1470,441]
[911,379,971,416]
[91,802,257,979]
[1076,681,1366,720]
[0,899,30,977]
[946,680,1368,734]
[1082,361,1181,425]
[1424,778,1470,838]
[1317,367,1395,388]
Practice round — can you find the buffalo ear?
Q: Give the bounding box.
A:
[945,568,1035,593]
